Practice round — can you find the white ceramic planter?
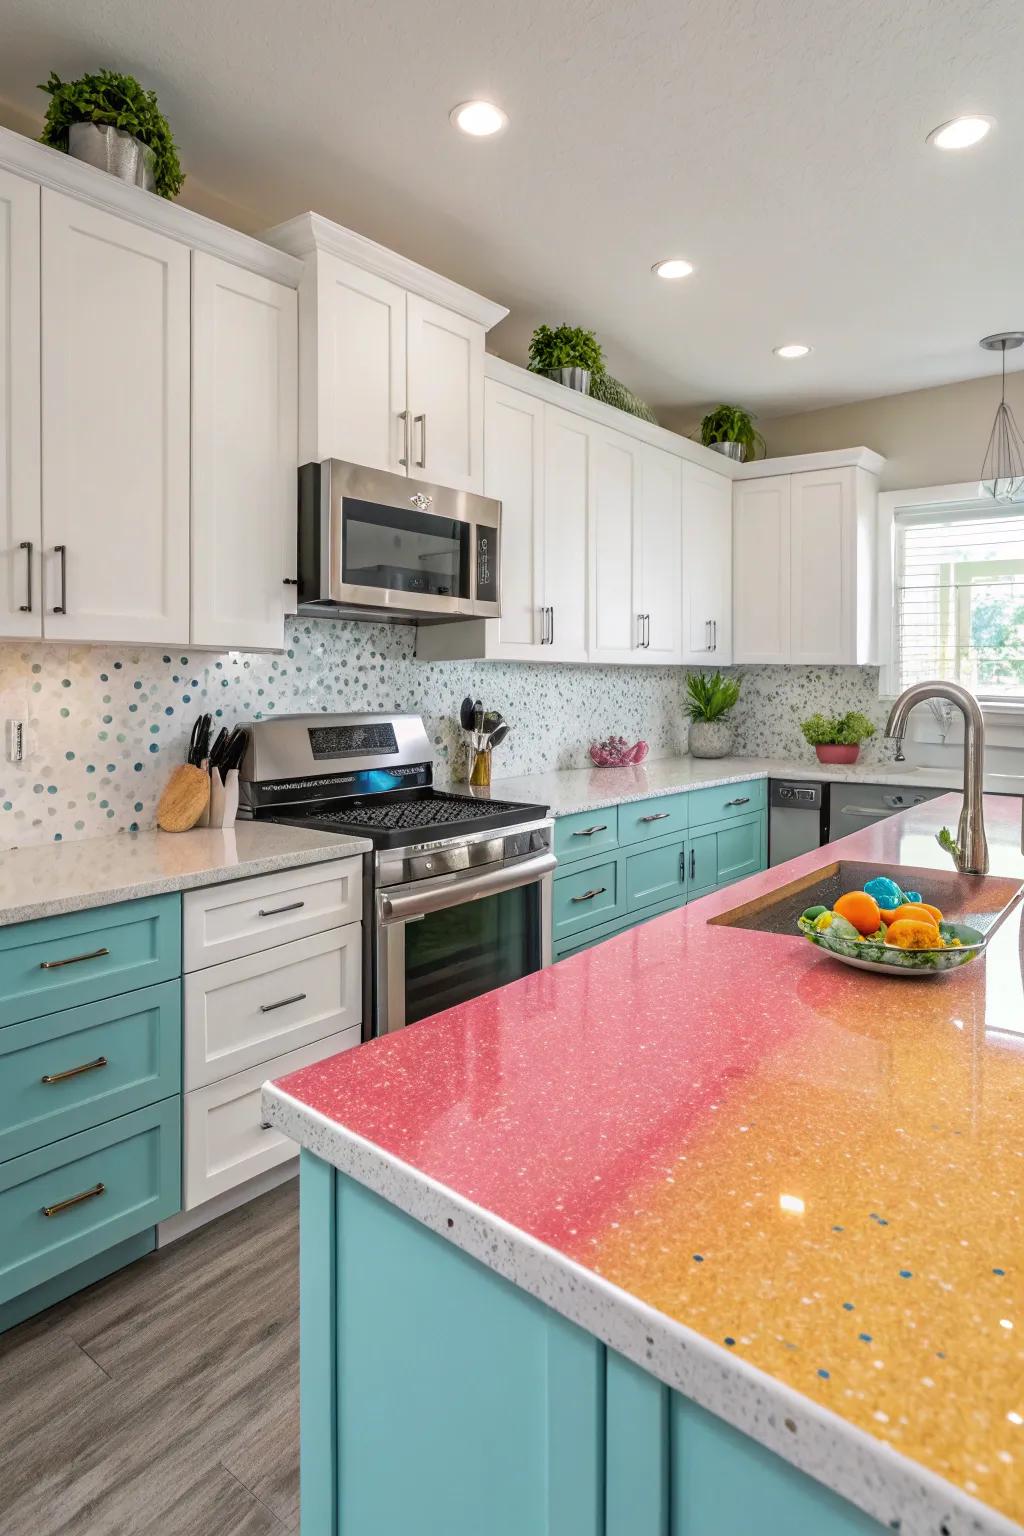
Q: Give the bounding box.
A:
[688,719,734,759]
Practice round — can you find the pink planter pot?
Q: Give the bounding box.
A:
[814,743,861,765]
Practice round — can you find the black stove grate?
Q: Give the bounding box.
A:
[313,793,525,833]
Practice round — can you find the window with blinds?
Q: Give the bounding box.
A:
[895,500,1024,699]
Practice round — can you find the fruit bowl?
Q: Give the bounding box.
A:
[798,918,985,976]
[589,737,649,767]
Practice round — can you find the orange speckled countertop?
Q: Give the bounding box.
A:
[267,793,1024,1535]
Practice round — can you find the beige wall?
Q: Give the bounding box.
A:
[760,370,1024,492]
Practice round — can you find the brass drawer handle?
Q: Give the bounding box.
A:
[39,946,110,970]
[41,1055,108,1085]
[42,1181,105,1218]
[724,796,750,807]
[571,825,608,838]
[571,887,606,903]
[257,901,305,918]
[640,812,670,823]
[259,992,307,1014]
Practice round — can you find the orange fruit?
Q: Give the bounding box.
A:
[885,919,942,951]
[833,891,882,935]
[881,903,940,929]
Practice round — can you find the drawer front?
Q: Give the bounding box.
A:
[0,896,180,1030]
[183,857,362,971]
[183,1028,360,1209]
[553,809,619,865]
[688,832,718,893]
[552,858,620,940]
[686,778,766,831]
[184,923,362,1090]
[625,838,687,913]
[0,981,181,1164]
[617,793,688,847]
[716,814,766,886]
[0,1099,181,1305]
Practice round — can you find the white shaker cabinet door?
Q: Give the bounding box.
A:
[541,404,590,662]
[681,465,732,665]
[309,253,407,473]
[589,426,640,663]
[483,379,544,653]
[788,466,855,664]
[732,475,791,664]
[191,253,297,650]
[0,168,40,638]
[40,190,190,644]
[636,445,682,662]
[405,294,484,493]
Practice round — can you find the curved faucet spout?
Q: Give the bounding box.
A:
[884,681,988,873]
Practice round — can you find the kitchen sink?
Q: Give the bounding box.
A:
[709,860,1024,938]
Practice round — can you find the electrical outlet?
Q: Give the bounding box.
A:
[5,719,25,763]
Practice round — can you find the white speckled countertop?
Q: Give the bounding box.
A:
[484,755,1024,816]
[0,823,371,928]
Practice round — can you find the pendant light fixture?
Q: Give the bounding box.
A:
[978,332,1024,503]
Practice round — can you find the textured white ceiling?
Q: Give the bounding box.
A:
[2,0,1022,421]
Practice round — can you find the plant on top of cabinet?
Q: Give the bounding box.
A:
[587,372,658,424]
[697,403,765,463]
[800,710,876,765]
[684,670,741,758]
[38,69,184,198]
[527,323,604,395]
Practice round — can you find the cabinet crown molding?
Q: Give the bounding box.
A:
[0,125,303,287]
[261,211,509,330]
[734,446,885,478]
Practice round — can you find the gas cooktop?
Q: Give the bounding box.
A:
[275,788,546,849]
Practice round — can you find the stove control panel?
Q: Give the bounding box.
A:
[504,826,551,861]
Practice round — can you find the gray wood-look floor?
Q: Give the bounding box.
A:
[0,1180,300,1536]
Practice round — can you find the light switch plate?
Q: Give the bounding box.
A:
[5,719,25,763]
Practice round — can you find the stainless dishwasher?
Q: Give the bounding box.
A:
[769,780,829,866]
[827,782,944,842]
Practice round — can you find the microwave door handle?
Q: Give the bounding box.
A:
[379,850,556,924]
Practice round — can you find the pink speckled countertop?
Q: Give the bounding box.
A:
[265,794,1024,1536]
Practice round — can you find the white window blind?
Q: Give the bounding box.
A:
[895,500,1024,699]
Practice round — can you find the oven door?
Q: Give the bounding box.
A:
[375,852,555,1033]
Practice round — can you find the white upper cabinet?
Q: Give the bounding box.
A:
[733,465,877,665]
[681,464,732,665]
[636,445,683,662]
[483,379,544,652]
[541,403,590,662]
[0,167,40,639]
[41,190,191,645]
[191,253,298,651]
[589,426,639,662]
[405,295,484,492]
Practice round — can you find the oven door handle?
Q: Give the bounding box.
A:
[379,851,557,924]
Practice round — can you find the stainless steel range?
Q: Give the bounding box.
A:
[238,714,554,1035]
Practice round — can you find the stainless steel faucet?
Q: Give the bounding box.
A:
[884,681,989,874]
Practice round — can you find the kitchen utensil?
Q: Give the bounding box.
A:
[482,710,503,734]
[157,764,210,833]
[207,726,229,774]
[187,713,212,768]
[221,726,249,779]
[459,696,476,732]
[487,722,510,750]
[473,700,484,734]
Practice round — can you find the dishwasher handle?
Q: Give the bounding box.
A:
[379,851,556,924]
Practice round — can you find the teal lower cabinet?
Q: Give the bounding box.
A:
[624,837,686,911]
[300,1156,884,1536]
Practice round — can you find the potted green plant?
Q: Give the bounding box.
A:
[800,711,876,766]
[38,69,185,199]
[684,671,741,759]
[697,404,766,463]
[527,324,604,395]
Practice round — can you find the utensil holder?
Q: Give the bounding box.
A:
[469,747,492,788]
[209,769,239,829]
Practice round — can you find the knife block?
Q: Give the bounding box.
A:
[209,768,239,829]
[157,764,210,833]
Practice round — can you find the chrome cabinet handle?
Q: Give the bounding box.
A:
[572,824,608,837]
[645,614,651,648]
[52,544,67,615]
[257,901,305,918]
[689,847,696,880]
[42,1182,105,1218]
[398,409,410,467]
[540,605,553,645]
[414,413,426,469]
[259,992,307,1014]
[640,812,670,823]
[725,796,750,806]
[41,1055,108,1085]
[637,613,644,648]
[39,946,109,970]
[549,604,555,647]
[571,887,606,903]
[19,540,32,612]
[711,618,718,651]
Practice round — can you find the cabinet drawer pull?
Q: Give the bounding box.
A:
[53,543,67,615]
[39,946,110,970]
[398,409,410,467]
[257,901,305,918]
[414,412,427,469]
[41,1055,108,1085]
[259,992,307,1014]
[42,1181,105,1218]
[19,540,32,612]
[571,887,606,903]
[571,824,608,838]
[724,796,750,807]
[640,812,670,823]
[690,847,696,880]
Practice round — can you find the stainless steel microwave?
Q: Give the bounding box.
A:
[297,460,501,623]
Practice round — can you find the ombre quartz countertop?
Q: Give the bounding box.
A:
[264,794,1024,1536]
[0,823,371,926]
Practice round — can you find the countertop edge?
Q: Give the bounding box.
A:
[261,1083,1019,1536]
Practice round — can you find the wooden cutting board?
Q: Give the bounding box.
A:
[157,764,210,833]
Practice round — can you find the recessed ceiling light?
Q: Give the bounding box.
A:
[773,343,811,359]
[450,100,508,137]
[927,115,994,150]
[652,258,694,280]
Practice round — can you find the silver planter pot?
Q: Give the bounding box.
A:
[68,122,157,192]
[688,719,734,759]
[707,440,745,461]
[545,367,591,395]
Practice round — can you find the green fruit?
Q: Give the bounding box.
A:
[801,905,828,922]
